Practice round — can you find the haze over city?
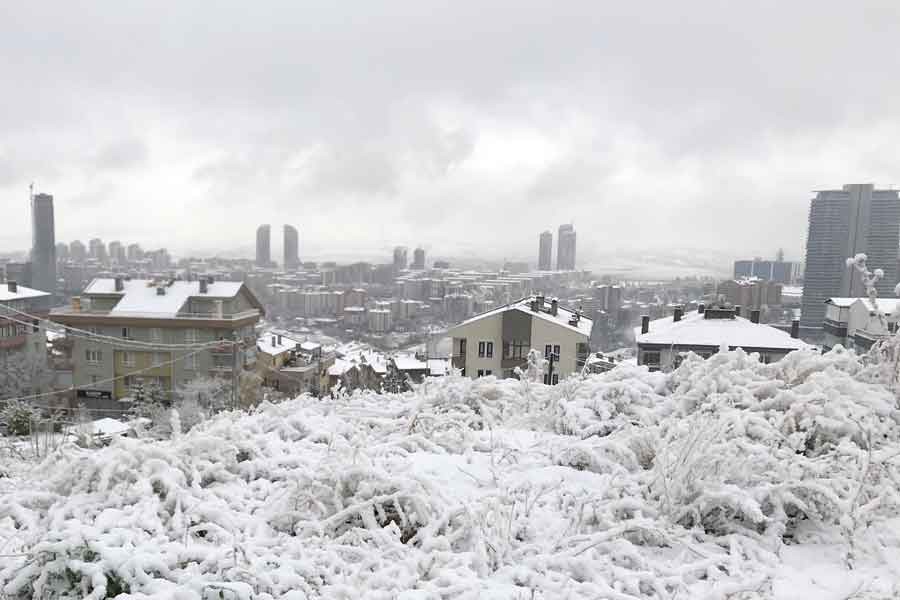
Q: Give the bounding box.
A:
[4,1,900,262]
[6,3,900,598]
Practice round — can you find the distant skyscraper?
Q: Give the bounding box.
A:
[30,192,56,293]
[55,242,69,263]
[126,243,143,262]
[69,240,87,263]
[89,238,107,263]
[801,183,900,327]
[256,225,271,267]
[108,241,125,265]
[556,224,576,271]
[538,230,553,270]
[393,246,408,272]
[283,225,300,269]
[412,247,426,270]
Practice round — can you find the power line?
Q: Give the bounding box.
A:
[0,345,216,405]
[0,304,240,350]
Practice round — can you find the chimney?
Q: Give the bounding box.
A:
[530,298,539,312]
[114,276,124,292]
[734,305,741,317]
[156,285,166,296]
[551,298,558,316]
[199,277,208,294]
[272,335,277,347]
[71,296,82,312]
[750,309,760,324]
[208,275,215,284]
[673,306,683,322]
[890,321,897,334]
[641,315,650,334]
[278,334,283,345]
[698,303,706,314]
[790,319,800,339]
[536,294,545,309]
[6,281,17,294]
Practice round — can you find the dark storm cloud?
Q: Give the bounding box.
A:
[1,0,899,259]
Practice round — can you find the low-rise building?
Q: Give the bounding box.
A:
[635,304,806,371]
[823,297,900,352]
[0,281,52,361]
[50,277,264,402]
[448,295,592,383]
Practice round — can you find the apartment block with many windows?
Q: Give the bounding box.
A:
[50,277,264,402]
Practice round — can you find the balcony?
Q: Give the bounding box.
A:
[50,307,261,321]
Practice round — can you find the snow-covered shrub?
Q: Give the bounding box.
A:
[1,399,39,436]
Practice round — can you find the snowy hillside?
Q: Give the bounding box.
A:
[3,348,900,599]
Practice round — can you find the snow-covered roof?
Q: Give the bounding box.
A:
[299,341,321,352]
[257,331,299,356]
[827,297,900,316]
[83,278,246,318]
[86,418,131,437]
[636,311,808,350]
[427,358,449,376]
[450,296,593,337]
[0,284,51,302]
[392,354,427,371]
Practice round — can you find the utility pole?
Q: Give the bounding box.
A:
[231,335,240,411]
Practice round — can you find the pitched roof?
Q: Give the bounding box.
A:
[636,311,808,350]
[827,297,900,316]
[449,296,593,337]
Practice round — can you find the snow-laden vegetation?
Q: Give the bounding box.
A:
[3,347,900,599]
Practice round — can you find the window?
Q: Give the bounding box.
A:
[185,329,199,343]
[91,375,100,384]
[184,353,196,370]
[477,369,485,377]
[642,351,661,366]
[155,352,168,366]
[486,342,493,358]
[544,345,552,359]
[478,341,486,358]
[504,340,528,360]
[553,345,560,357]
[543,373,550,385]
[552,374,559,385]
[86,349,102,363]
[459,339,467,356]
[122,351,135,367]
[121,327,130,339]
[485,369,492,376]
[150,328,162,343]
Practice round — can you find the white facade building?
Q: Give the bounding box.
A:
[448,296,592,383]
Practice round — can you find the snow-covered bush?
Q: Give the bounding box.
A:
[3,347,900,598]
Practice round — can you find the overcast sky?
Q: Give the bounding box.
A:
[1,1,899,264]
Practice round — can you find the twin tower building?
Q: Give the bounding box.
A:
[256,224,299,269]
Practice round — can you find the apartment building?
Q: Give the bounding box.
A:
[50,277,264,402]
[716,278,782,311]
[635,304,806,372]
[0,281,52,360]
[801,184,900,327]
[448,295,592,383]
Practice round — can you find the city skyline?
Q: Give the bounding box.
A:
[4,3,900,259]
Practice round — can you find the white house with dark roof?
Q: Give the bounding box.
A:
[448,295,592,383]
[823,297,900,351]
[635,304,807,371]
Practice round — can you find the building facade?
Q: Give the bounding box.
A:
[557,224,576,271]
[412,247,426,270]
[50,277,264,402]
[393,246,408,272]
[31,192,56,295]
[717,279,782,310]
[448,296,592,383]
[538,230,553,271]
[284,225,300,270]
[801,184,900,327]
[256,225,272,268]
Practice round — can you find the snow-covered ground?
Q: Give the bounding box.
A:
[2,347,900,599]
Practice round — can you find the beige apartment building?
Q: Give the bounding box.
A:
[448,295,592,383]
[50,277,264,402]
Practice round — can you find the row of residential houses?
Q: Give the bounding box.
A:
[2,272,898,422]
